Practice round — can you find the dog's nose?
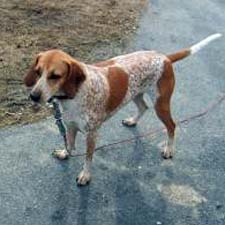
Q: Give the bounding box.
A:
[30,93,41,102]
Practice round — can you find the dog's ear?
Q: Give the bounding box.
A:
[23,54,41,87]
[62,61,86,98]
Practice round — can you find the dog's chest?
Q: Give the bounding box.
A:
[60,71,109,132]
[60,98,87,132]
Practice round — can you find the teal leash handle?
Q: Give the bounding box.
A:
[52,99,68,150]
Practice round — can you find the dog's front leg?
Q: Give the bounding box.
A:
[76,131,97,186]
[53,126,78,160]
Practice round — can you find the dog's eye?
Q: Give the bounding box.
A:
[49,73,61,80]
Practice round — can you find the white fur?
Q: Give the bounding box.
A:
[76,160,92,185]
[190,33,222,54]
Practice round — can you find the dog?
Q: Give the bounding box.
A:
[24,33,221,186]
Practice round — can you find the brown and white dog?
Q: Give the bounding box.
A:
[24,34,221,186]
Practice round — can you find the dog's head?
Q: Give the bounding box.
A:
[24,50,86,103]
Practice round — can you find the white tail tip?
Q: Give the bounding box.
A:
[190,33,222,54]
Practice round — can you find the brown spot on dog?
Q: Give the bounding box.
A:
[155,59,176,138]
[106,66,128,112]
[62,61,86,99]
[93,59,115,67]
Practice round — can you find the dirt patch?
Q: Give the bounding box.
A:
[157,184,207,207]
[0,0,147,128]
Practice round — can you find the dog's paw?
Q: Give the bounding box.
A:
[122,117,137,127]
[76,170,91,186]
[161,146,173,159]
[52,149,69,160]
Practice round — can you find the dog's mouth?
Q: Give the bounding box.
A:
[47,95,71,103]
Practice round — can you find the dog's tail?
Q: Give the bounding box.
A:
[167,33,222,63]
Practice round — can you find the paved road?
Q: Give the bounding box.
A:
[1,0,225,224]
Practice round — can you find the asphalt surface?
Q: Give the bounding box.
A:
[1,0,225,224]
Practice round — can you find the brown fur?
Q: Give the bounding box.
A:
[93,59,115,67]
[106,66,128,112]
[167,48,190,63]
[155,59,176,138]
[23,55,41,87]
[62,61,86,98]
[24,50,86,99]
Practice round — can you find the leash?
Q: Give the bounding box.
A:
[52,93,225,158]
[52,99,68,151]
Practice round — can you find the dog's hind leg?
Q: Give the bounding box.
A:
[122,93,148,127]
[154,60,176,159]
